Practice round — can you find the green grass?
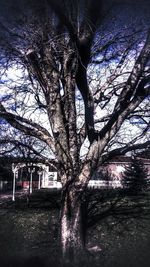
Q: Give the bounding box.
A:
[0,189,150,267]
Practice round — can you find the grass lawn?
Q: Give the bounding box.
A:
[0,189,150,267]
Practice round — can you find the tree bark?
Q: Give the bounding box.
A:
[60,187,86,266]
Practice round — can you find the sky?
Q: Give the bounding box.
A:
[0,0,150,159]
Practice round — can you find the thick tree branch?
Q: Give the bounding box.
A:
[47,0,79,45]
[0,103,55,152]
[98,30,150,141]
[104,140,150,162]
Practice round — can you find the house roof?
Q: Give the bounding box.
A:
[108,156,150,164]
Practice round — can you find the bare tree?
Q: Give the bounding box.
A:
[0,0,150,264]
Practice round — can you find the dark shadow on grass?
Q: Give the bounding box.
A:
[0,256,45,267]
[0,255,62,267]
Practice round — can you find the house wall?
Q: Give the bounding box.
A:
[0,158,149,191]
[92,158,150,185]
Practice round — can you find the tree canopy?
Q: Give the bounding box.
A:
[0,1,149,168]
[0,0,150,262]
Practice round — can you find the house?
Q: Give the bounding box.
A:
[40,156,150,189]
[89,156,150,189]
[105,156,150,180]
[0,156,150,191]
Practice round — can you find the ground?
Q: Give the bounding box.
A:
[0,189,150,267]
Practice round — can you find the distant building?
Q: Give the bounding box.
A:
[0,156,150,191]
[90,156,150,189]
[105,156,150,180]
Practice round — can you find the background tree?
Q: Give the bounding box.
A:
[121,157,149,194]
[0,0,150,264]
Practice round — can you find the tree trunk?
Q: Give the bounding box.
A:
[60,188,86,266]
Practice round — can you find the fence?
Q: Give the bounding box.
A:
[88,180,122,189]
